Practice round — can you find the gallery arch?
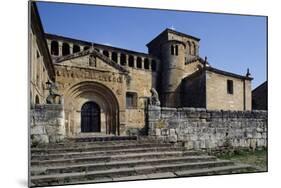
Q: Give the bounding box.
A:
[64,81,120,137]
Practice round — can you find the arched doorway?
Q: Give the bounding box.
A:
[81,101,101,132]
[64,81,120,136]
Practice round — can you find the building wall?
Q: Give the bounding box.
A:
[148,106,267,150]
[206,70,252,110]
[30,8,55,105]
[182,72,206,108]
[252,81,268,110]
[53,51,156,136]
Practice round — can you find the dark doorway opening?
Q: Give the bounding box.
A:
[81,101,101,132]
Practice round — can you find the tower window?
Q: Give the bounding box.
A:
[175,45,178,56]
[126,92,137,108]
[171,45,174,55]
[227,80,234,94]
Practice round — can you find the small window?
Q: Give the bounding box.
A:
[128,55,134,67]
[144,58,149,70]
[120,54,126,66]
[103,50,109,57]
[171,45,174,55]
[112,52,118,63]
[227,80,234,94]
[126,92,137,108]
[175,45,178,56]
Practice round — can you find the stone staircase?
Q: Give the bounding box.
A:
[30,137,257,187]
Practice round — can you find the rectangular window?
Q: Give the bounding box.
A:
[126,92,137,108]
[227,80,234,94]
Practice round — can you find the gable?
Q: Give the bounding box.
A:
[54,49,128,74]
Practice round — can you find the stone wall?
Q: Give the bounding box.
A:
[30,104,65,146]
[148,105,267,150]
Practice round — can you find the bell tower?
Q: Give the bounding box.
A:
[147,28,200,107]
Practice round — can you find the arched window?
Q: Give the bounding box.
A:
[73,45,80,53]
[120,54,126,66]
[35,95,40,104]
[50,41,58,56]
[111,52,117,63]
[171,45,174,55]
[128,55,134,67]
[62,43,70,56]
[84,46,90,51]
[136,57,142,68]
[175,45,178,56]
[151,60,157,72]
[144,58,150,70]
[103,50,109,57]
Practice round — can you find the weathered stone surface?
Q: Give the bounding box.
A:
[148,107,267,150]
[31,104,65,146]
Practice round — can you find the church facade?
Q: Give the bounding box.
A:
[31,2,253,138]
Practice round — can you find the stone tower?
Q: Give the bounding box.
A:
[147,28,200,107]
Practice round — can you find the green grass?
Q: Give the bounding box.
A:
[216,149,268,171]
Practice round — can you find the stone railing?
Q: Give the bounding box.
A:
[30,104,65,146]
[148,105,267,150]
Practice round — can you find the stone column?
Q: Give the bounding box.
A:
[148,58,152,70]
[58,41,63,56]
[125,54,128,66]
[108,51,112,60]
[117,53,121,64]
[69,43,73,54]
[133,56,137,68]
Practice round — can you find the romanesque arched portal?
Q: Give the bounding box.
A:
[63,81,120,136]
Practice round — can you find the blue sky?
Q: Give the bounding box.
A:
[36,1,267,89]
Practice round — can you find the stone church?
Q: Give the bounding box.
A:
[30,2,253,140]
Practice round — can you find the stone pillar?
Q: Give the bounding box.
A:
[117,53,121,64]
[148,58,152,70]
[108,51,112,60]
[133,56,137,68]
[69,43,73,54]
[58,41,63,56]
[141,57,144,69]
[125,54,128,66]
[147,105,161,136]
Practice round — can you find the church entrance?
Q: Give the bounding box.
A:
[81,101,101,132]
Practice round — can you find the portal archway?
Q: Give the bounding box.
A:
[64,81,120,136]
[81,101,101,132]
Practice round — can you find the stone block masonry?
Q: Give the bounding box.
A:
[30,104,65,146]
[148,105,267,150]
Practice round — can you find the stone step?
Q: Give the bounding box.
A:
[31,146,187,160]
[30,160,234,186]
[31,150,199,166]
[34,139,151,149]
[174,164,254,176]
[31,155,217,175]
[31,143,173,154]
[69,135,137,142]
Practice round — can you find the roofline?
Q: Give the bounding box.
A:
[31,2,55,82]
[252,81,267,92]
[45,33,156,59]
[146,28,200,47]
[205,66,253,80]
